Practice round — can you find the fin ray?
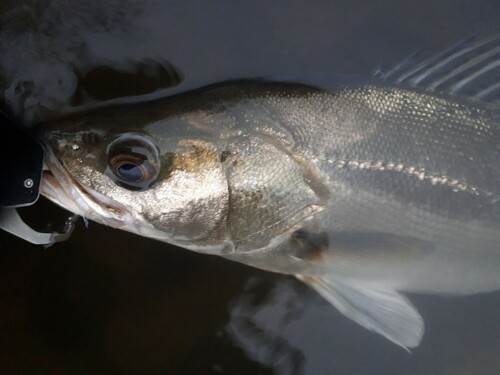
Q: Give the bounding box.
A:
[475,81,500,101]
[428,46,500,91]
[298,275,424,349]
[292,230,431,348]
[449,58,500,93]
[393,34,479,83]
[381,34,500,104]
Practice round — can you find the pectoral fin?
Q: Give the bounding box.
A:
[298,275,424,349]
[292,230,429,348]
[293,229,434,266]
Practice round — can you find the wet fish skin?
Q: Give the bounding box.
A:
[41,56,500,348]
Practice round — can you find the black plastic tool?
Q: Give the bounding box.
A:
[0,111,43,207]
[0,111,77,245]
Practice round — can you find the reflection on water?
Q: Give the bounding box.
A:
[1,201,499,374]
[0,0,183,123]
[0,199,274,374]
[227,278,308,374]
[1,0,499,373]
[4,0,497,124]
[71,59,183,105]
[228,277,500,375]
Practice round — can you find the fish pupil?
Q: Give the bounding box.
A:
[117,162,143,182]
[106,134,161,190]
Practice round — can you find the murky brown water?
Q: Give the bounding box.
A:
[1,1,499,374]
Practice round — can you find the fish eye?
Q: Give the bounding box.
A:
[110,154,156,183]
[106,135,160,190]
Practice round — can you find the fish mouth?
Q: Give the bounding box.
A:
[41,169,87,215]
[41,155,132,228]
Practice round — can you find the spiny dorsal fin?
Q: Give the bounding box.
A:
[378,34,500,105]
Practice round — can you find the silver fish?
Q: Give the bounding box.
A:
[40,36,500,349]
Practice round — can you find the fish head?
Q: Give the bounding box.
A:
[42,113,231,253]
[41,85,330,255]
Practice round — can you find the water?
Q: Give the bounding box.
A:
[1,1,499,373]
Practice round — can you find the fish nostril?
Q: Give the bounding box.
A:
[44,133,75,153]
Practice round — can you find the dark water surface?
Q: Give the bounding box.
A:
[1,1,499,374]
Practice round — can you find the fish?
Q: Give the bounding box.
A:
[40,35,500,349]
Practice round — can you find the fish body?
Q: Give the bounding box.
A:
[41,38,500,348]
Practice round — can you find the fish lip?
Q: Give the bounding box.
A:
[41,170,87,216]
[41,149,132,227]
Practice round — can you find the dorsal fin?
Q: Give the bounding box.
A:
[379,35,500,105]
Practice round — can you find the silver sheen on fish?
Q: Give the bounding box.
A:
[40,36,500,349]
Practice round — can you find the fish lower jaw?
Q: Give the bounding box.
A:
[41,170,132,229]
[41,170,87,216]
[72,190,138,230]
